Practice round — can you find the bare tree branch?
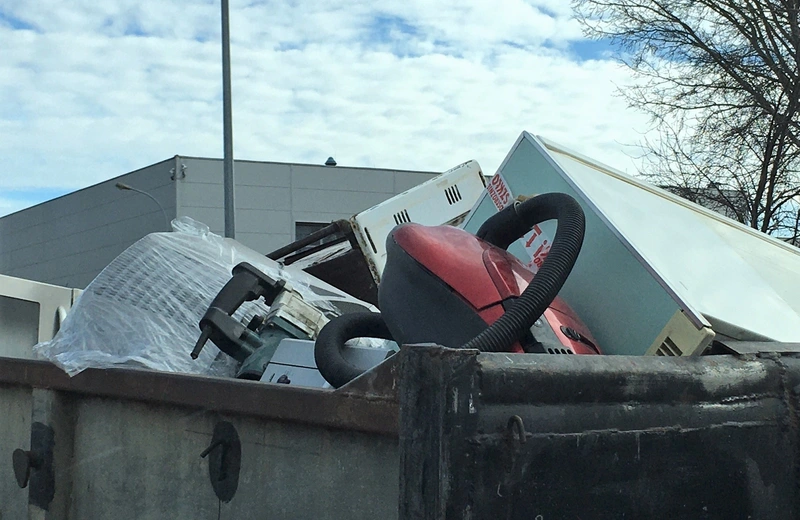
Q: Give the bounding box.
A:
[574,0,800,239]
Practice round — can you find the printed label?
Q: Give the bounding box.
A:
[487,173,512,210]
[485,174,551,274]
[523,224,551,273]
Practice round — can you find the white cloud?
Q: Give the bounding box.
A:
[0,0,652,216]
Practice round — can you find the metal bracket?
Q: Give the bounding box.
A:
[12,448,40,488]
[12,422,56,509]
[200,421,241,503]
[170,162,186,180]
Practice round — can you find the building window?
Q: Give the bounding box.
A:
[295,222,338,249]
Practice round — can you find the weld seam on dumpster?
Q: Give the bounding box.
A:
[773,355,800,510]
[469,419,787,445]
[475,398,786,434]
[477,354,784,405]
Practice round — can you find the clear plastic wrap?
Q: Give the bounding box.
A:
[34,217,377,377]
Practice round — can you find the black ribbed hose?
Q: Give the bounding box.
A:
[465,192,585,352]
[314,312,394,388]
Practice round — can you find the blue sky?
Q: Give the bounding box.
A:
[0,10,36,30]
[0,1,648,217]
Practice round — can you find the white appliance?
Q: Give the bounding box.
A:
[0,274,81,359]
[350,159,486,282]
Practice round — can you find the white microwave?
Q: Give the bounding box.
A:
[0,274,81,359]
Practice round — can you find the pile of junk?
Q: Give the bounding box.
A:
[34,132,800,387]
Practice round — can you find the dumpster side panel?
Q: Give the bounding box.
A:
[68,398,398,520]
[472,420,791,519]
[399,347,800,520]
[0,386,33,519]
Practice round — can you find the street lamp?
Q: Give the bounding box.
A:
[115,182,171,231]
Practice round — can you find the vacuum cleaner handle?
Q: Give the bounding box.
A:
[475,198,534,250]
[466,193,586,352]
[476,194,581,251]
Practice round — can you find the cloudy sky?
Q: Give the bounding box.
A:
[0,0,652,217]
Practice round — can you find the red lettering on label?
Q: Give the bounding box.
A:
[524,225,542,247]
[532,241,550,267]
[487,174,513,210]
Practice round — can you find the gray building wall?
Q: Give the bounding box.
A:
[0,159,176,288]
[177,157,436,254]
[0,156,436,288]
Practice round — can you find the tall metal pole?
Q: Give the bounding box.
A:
[221,0,236,238]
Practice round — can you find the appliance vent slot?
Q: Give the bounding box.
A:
[364,227,378,254]
[445,184,463,205]
[393,209,411,225]
[656,336,683,356]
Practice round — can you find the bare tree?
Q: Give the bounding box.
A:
[573,0,800,241]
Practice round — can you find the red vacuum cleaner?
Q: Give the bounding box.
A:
[315,192,601,388]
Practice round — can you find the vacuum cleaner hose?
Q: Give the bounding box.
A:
[466,192,585,352]
[314,312,394,388]
[315,192,585,386]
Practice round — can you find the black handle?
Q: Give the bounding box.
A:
[191,262,285,360]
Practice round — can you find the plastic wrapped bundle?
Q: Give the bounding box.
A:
[34,217,373,377]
